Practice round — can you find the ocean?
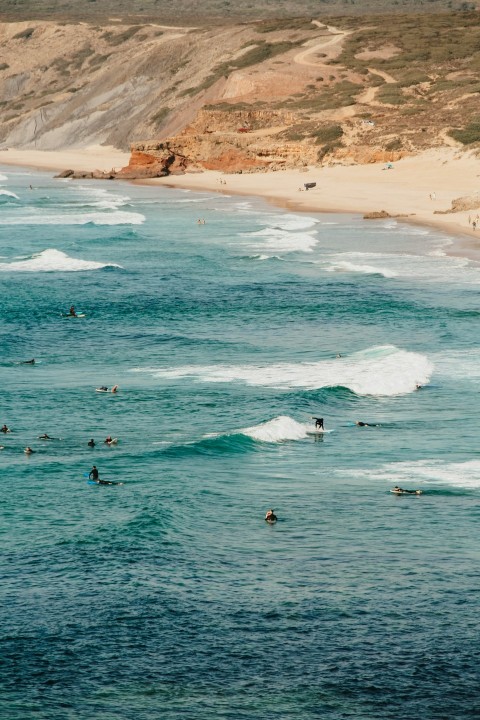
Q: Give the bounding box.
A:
[0,167,479,719]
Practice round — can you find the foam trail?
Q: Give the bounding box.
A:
[324,260,397,278]
[0,210,144,225]
[132,345,433,396]
[368,459,480,490]
[0,249,122,272]
[240,415,309,442]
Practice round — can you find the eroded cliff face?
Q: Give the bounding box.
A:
[120,108,407,178]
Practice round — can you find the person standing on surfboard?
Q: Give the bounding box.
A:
[313,417,324,430]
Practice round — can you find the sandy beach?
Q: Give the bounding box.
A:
[1,145,479,259]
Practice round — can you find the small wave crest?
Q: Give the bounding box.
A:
[0,188,20,201]
[131,345,432,396]
[0,248,123,272]
[324,260,397,278]
[240,415,308,442]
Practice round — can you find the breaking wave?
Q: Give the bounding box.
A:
[0,248,123,272]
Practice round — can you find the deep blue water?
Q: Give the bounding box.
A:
[1,167,479,719]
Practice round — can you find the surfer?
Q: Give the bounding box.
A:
[89,465,99,481]
[38,433,53,440]
[20,358,35,365]
[392,486,422,495]
[24,446,35,455]
[87,438,95,448]
[355,421,378,427]
[265,509,277,523]
[1,424,10,433]
[111,385,118,393]
[68,305,77,317]
[97,386,108,392]
[313,417,324,430]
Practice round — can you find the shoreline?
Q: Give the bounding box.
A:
[1,146,479,261]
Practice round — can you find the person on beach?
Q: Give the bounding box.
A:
[265,509,277,523]
[313,417,324,430]
[89,465,99,480]
[1,424,10,433]
[88,438,95,448]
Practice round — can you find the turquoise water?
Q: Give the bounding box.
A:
[1,167,479,719]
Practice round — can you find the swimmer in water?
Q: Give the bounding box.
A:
[355,421,379,427]
[88,438,95,448]
[1,424,10,433]
[24,446,35,455]
[265,509,277,523]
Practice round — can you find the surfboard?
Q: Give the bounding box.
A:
[95,388,109,392]
[87,479,123,486]
[390,489,422,495]
[105,438,118,445]
[61,313,86,318]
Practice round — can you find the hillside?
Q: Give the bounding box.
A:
[0,11,479,173]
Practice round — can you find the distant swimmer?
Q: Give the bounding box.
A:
[312,417,324,430]
[38,433,53,440]
[96,479,123,486]
[24,446,35,455]
[415,384,423,390]
[265,509,277,524]
[392,486,422,495]
[20,358,35,365]
[88,438,96,448]
[89,465,99,481]
[355,421,379,427]
[1,424,10,433]
[336,354,342,358]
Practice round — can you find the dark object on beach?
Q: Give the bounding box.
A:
[304,182,316,190]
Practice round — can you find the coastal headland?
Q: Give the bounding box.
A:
[0,9,479,255]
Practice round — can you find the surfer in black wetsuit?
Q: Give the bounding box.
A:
[265,509,277,523]
[356,421,379,427]
[1,424,10,433]
[21,358,35,364]
[393,486,422,495]
[313,417,324,430]
[89,465,99,481]
[88,438,95,448]
[69,305,77,317]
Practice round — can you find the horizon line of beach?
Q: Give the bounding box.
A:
[1,145,479,261]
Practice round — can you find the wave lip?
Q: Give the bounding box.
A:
[0,188,20,200]
[131,345,433,397]
[0,248,123,272]
[324,259,397,278]
[240,415,309,442]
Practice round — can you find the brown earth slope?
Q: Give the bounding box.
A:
[0,12,479,174]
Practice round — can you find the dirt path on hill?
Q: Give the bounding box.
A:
[293,23,349,67]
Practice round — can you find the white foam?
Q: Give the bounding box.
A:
[132,345,433,396]
[0,248,122,272]
[324,260,397,278]
[0,173,8,181]
[321,251,479,284]
[240,415,309,442]
[368,459,480,489]
[0,210,144,225]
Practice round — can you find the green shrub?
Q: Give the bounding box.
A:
[449,121,480,145]
[313,124,344,144]
[13,27,35,40]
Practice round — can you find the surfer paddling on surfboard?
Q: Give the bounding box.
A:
[391,486,422,495]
